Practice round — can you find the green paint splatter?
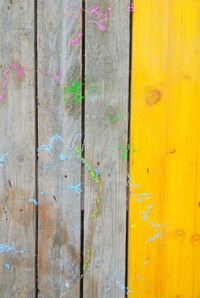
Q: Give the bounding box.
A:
[64,81,84,106]
[119,144,130,161]
[64,81,80,94]
[107,112,124,123]
[80,249,92,279]
[119,144,137,161]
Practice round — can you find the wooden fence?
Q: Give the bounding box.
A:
[128,1,200,298]
[0,1,130,297]
[1,1,200,298]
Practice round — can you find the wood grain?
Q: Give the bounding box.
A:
[0,0,35,297]
[128,1,200,297]
[83,1,130,297]
[37,1,82,297]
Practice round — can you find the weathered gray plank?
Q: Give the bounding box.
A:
[0,0,35,297]
[83,1,130,297]
[37,1,82,297]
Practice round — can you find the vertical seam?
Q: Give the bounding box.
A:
[34,0,39,296]
[125,1,133,297]
[80,0,85,297]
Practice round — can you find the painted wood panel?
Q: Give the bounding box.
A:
[128,1,200,298]
[83,1,130,297]
[37,1,82,297]
[0,0,36,297]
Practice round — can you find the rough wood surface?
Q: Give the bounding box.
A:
[83,1,130,297]
[0,0,35,297]
[128,1,200,297]
[37,1,82,297]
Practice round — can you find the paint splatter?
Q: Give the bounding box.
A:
[149,222,161,230]
[64,4,112,32]
[40,191,48,196]
[88,5,112,32]
[116,280,133,294]
[0,243,26,254]
[70,32,82,46]
[64,81,84,106]
[139,203,154,221]
[66,183,82,193]
[38,134,64,154]
[90,196,100,219]
[28,197,38,206]
[146,233,160,244]
[0,64,24,102]
[73,146,101,188]
[93,168,100,176]
[131,192,151,203]
[80,249,92,279]
[59,152,68,161]
[107,112,124,123]
[0,153,8,167]
[3,263,12,270]
[53,68,64,85]
[119,144,129,161]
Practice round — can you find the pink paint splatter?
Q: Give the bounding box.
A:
[64,4,112,32]
[53,68,64,85]
[0,64,24,102]
[88,6,112,32]
[70,33,82,46]
[88,5,102,17]
[10,64,24,78]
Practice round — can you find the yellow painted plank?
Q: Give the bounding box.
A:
[128,1,200,298]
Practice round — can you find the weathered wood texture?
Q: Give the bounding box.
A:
[37,1,82,297]
[0,0,130,297]
[128,1,200,298]
[0,0,35,297]
[83,1,130,297]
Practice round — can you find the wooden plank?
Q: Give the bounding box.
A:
[83,1,130,297]
[37,1,82,297]
[128,1,200,297]
[0,0,35,297]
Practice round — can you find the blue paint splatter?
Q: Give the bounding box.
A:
[139,203,154,221]
[28,197,38,206]
[0,153,8,167]
[149,221,161,230]
[93,168,100,176]
[146,233,160,243]
[0,243,26,254]
[135,192,151,197]
[81,159,89,169]
[38,134,64,154]
[116,280,133,294]
[70,133,85,150]
[40,191,48,196]
[66,183,82,193]
[3,263,12,270]
[132,192,151,203]
[59,152,67,161]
